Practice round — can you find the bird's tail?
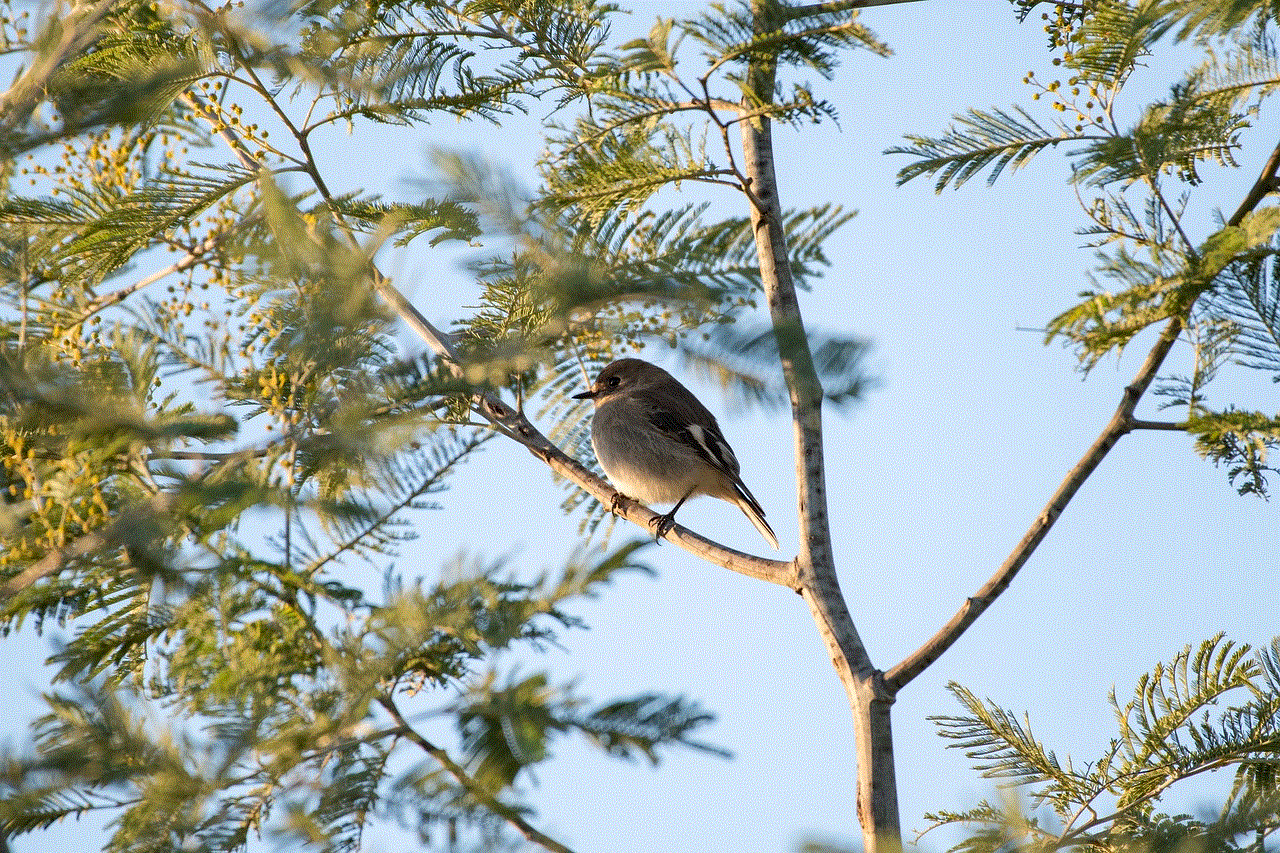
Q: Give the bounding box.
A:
[731,483,779,551]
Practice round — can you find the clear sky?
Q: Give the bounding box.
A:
[4,2,1278,852]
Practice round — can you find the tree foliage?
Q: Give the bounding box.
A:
[923,634,1280,853]
[0,0,884,847]
[892,0,1280,497]
[0,0,1277,851]
[0,0,764,849]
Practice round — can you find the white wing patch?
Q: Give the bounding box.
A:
[686,423,738,474]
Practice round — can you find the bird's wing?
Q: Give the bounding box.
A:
[643,406,741,478]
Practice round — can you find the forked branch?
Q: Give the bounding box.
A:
[885,136,1280,693]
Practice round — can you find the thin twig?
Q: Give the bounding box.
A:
[885,135,1280,693]
[377,695,577,853]
[783,0,927,18]
[189,18,797,587]
[64,230,229,327]
[0,492,178,601]
[1129,419,1190,431]
[885,317,1182,693]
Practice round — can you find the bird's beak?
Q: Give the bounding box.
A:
[571,389,595,400]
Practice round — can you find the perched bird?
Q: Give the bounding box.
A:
[572,358,779,550]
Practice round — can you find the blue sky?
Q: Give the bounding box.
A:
[3,2,1278,852]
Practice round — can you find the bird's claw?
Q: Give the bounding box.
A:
[650,511,676,544]
[610,492,676,544]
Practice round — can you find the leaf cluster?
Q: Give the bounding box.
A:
[925,634,1280,853]
[894,0,1280,498]
[1,541,723,852]
[0,1,772,850]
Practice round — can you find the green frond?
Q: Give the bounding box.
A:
[1208,249,1280,378]
[306,744,388,853]
[1064,0,1168,91]
[677,320,875,412]
[458,0,616,92]
[456,671,564,788]
[921,799,1045,853]
[614,17,683,77]
[933,633,1280,853]
[543,118,719,225]
[10,2,206,153]
[300,0,613,125]
[1049,209,1280,369]
[48,581,167,684]
[888,106,1075,192]
[684,0,889,81]
[0,165,257,291]
[327,40,534,127]
[1160,0,1280,42]
[0,785,107,836]
[1152,317,1236,412]
[329,195,482,247]
[1077,191,1176,249]
[933,684,1082,808]
[1109,635,1269,808]
[1185,33,1280,118]
[1186,408,1280,497]
[294,429,493,574]
[570,693,729,762]
[1072,94,1249,188]
[454,678,723,790]
[1259,636,1280,690]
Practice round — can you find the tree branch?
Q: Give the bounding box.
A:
[1129,419,1189,431]
[884,134,1280,694]
[469,387,798,586]
[885,316,1182,693]
[739,7,866,675]
[0,0,117,134]
[61,230,230,327]
[0,492,178,602]
[377,695,577,853]
[782,0,926,20]
[739,6,898,851]
[1228,140,1280,227]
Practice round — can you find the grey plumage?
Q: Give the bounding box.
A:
[573,358,779,550]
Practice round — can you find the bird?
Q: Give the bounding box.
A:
[572,358,779,550]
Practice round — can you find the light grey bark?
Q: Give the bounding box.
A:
[740,6,901,848]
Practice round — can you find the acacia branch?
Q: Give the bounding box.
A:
[377,695,577,853]
[885,135,1280,694]
[450,358,797,587]
[884,317,1180,692]
[62,230,230,327]
[783,0,926,17]
[0,492,177,602]
[0,0,117,133]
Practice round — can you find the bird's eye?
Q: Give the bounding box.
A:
[606,375,621,387]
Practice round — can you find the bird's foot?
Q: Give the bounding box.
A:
[609,492,630,514]
[649,510,677,544]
